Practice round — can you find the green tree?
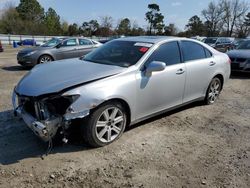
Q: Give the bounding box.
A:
[16,0,44,22]
[164,23,178,36]
[81,21,90,36]
[145,3,165,35]
[44,8,61,35]
[117,18,131,35]
[185,15,204,36]
[68,23,79,36]
[61,21,69,35]
[88,20,99,35]
[130,21,145,36]
[0,7,23,34]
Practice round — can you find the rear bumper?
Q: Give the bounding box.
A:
[15,106,62,142]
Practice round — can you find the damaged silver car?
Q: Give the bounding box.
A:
[12,36,231,147]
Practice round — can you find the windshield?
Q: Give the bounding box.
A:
[41,38,62,47]
[204,38,217,44]
[237,40,250,50]
[83,41,153,67]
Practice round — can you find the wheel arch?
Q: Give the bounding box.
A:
[37,54,55,64]
[90,98,131,126]
[213,74,224,90]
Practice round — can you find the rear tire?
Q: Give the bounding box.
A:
[205,77,222,105]
[81,102,127,147]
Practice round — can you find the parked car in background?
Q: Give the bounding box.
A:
[0,40,3,52]
[17,37,102,67]
[204,37,234,52]
[99,35,125,44]
[227,39,250,72]
[191,36,207,42]
[17,39,36,46]
[13,36,230,147]
[232,38,246,49]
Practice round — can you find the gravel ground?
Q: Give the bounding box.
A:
[0,46,250,188]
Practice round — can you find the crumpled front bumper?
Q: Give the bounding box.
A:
[12,90,90,142]
[15,106,62,142]
[12,91,62,142]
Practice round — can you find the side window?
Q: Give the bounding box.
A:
[61,39,77,47]
[145,41,181,66]
[182,41,206,61]
[204,48,212,58]
[79,39,93,45]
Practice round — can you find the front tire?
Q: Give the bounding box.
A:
[205,77,222,105]
[38,55,53,64]
[82,102,127,147]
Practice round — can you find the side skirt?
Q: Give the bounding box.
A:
[130,97,205,126]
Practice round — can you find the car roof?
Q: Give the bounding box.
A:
[116,36,181,44]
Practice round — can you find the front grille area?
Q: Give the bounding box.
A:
[19,96,50,120]
[18,95,72,121]
[231,63,240,70]
[237,58,246,62]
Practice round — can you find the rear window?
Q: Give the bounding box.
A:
[83,41,153,67]
[204,48,212,58]
[182,41,206,61]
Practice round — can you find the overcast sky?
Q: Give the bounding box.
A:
[0,0,215,31]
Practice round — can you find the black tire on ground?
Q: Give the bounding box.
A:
[205,77,222,105]
[81,101,127,147]
[38,55,53,64]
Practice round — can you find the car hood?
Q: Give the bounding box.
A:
[227,49,250,59]
[15,58,126,97]
[19,46,52,54]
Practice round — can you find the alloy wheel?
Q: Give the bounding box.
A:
[40,56,52,64]
[95,107,125,143]
[208,79,221,104]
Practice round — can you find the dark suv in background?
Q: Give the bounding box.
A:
[204,37,234,52]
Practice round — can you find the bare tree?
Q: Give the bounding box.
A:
[202,1,224,36]
[98,16,113,36]
[221,0,249,37]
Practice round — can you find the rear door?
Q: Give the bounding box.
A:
[180,40,216,103]
[78,38,94,57]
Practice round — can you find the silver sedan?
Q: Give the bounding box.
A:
[17,37,102,67]
[13,36,231,147]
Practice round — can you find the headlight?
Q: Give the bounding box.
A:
[12,90,18,109]
[25,51,37,56]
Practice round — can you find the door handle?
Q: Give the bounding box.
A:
[209,61,216,66]
[176,68,185,75]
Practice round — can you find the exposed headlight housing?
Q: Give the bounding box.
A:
[43,94,80,115]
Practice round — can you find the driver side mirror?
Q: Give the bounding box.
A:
[144,61,166,77]
[79,55,85,60]
[56,43,62,48]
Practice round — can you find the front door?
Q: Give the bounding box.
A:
[55,38,79,59]
[136,41,186,119]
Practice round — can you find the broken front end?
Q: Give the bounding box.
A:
[12,90,89,142]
